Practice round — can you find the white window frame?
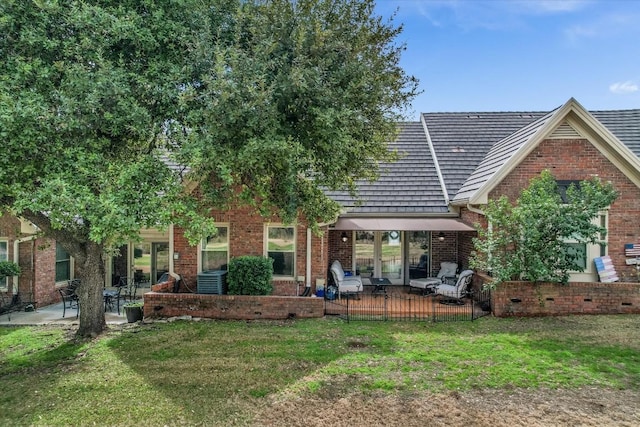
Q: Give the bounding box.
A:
[264,224,296,279]
[567,211,608,282]
[198,224,230,273]
[0,239,8,291]
[55,243,74,284]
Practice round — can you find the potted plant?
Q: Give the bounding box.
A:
[123,301,143,323]
[0,261,21,279]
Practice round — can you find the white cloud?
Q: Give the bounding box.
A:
[516,0,590,14]
[609,81,639,94]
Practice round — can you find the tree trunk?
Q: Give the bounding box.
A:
[75,242,107,337]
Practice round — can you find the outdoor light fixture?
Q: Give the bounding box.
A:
[437,232,445,242]
[341,231,348,242]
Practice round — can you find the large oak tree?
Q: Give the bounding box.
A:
[0,0,418,337]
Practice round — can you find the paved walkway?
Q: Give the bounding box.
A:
[0,301,132,326]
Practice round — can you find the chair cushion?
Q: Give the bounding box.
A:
[409,278,441,289]
[330,261,345,281]
[437,262,458,279]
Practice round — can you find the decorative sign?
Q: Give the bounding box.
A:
[624,243,640,257]
[594,255,619,283]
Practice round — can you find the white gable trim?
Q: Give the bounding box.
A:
[468,98,640,204]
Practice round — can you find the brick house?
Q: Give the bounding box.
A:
[166,98,640,294]
[4,97,640,307]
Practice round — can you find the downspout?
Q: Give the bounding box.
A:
[13,235,37,296]
[168,223,175,274]
[306,228,312,287]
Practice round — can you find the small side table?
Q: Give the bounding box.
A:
[370,277,391,296]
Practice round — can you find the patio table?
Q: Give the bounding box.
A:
[369,277,391,296]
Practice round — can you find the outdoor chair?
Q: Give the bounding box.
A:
[329,260,363,299]
[432,269,474,304]
[59,281,80,318]
[117,277,138,302]
[409,261,458,295]
[409,253,429,279]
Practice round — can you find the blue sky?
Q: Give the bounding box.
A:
[375,0,640,116]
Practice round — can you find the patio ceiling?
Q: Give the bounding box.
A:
[332,217,475,231]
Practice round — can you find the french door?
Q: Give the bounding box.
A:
[354,231,403,284]
[151,242,170,284]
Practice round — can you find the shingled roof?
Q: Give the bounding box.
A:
[449,99,640,205]
[592,109,640,156]
[325,122,448,215]
[328,99,640,218]
[421,110,548,201]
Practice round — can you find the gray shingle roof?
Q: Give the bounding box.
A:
[421,111,548,200]
[592,109,640,157]
[326,122,449,215]
[326,103,640,216]
[453,110,557,203]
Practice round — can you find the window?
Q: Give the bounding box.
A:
[55,243,71,282]
[201,226,229,272]
[556,180,581,204]
[565,212,608,280]
[564,243,587,270]
[266,226,295,277]
[0,240,8,290]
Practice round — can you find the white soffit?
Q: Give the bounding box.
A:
[332,217,475,231]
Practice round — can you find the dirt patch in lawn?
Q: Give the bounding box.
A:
[255,387,639,426]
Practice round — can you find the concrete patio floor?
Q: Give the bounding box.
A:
[0,300,135,326]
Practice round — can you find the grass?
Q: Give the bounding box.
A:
[0,315,639,426]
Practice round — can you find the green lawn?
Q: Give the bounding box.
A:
[0,315,638,426]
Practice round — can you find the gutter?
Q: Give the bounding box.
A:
[466,204,485,215]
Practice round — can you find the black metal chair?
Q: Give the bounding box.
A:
[104,285,124,314]
[59,283,79,318]
[118,277,138,303]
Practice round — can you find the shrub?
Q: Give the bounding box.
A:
[0,261,20,278]
[227,256,274,295]
[471,170,618,286]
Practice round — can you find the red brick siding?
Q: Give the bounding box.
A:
[327,229,353,273]
[143,292,324,320]
[487,280,640,317]
[489,138,640,281]
[173,205,329,296]
[31,238,59,307]
[0,216,59,306]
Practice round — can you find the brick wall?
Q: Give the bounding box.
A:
[490,138,640,280]
[143,291,324,320]
[483,275,640,316]
[0,215,59,306]
[173,205,329,296]
[32,238,59,307]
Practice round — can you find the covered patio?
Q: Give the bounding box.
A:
[329,216,477,286]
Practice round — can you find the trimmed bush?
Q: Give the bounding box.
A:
[0,261,20,278]
[227,256,274,295]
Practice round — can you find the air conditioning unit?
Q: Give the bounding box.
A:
[197,270,228,294]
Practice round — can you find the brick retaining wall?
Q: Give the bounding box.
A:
[143,292,325,320]
[480,273,640,316]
